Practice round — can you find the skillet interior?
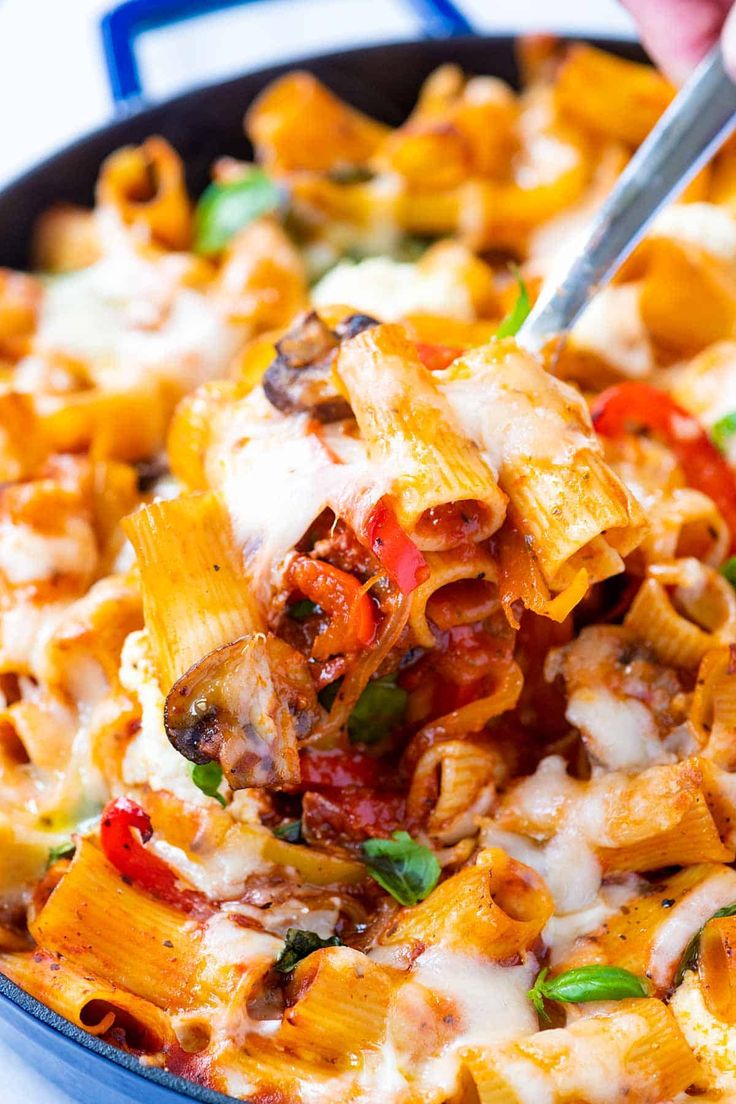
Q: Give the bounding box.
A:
[0,29,646,1103]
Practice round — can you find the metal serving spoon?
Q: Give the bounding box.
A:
[518,44,736,354]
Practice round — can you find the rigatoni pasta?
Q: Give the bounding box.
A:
[123,491,263,688]
[30,839,201,1008]
[438,340,646,589]
[335,322,507,549]
[461,999,701,1104]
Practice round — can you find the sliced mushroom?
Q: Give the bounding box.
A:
[164,634,319,789]
[335,313,379,341]
[276,310,337,367]
[262,310,378,422]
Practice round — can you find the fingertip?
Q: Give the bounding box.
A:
[722,5,736,83]
[619,0,732,85]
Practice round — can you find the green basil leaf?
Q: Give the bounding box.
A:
[496,268,531,339]
[190,761,227,807]
[348,675,407,745]
[275,928,342,974]
[712,412,736,453]
[361,830,440,906]
[194,169,283,256]
[527,967,551,1023]
[273,820,302,843]
[675,901,736,985]
[721,557,736,589]
[288,599,320,622]
[535,965,648,1007]
[47,840,76,866]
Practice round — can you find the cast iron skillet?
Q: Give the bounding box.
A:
[0,23,647,1104]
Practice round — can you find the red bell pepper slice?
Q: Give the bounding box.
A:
[415,342,463,373]
[100,797,205,914]
[288,555,377,659]
[366,497,429,594]
[302,787,406,841]
[297,748,385,789]
[591,381,736,551]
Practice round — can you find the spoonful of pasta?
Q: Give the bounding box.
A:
[518,44,736,354]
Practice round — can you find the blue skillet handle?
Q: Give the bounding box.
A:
[101,0,475,113]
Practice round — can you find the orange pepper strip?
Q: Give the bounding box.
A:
[289,555,377,659]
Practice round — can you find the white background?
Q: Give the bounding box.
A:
[0,0,634,185]
[0,0,628,1100]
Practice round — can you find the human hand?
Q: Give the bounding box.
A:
[620,0,736,82]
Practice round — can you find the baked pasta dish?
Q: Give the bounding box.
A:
[6,38,736,1103]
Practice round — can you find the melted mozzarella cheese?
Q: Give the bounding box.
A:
[119,288,242,393]
[651,201,736,262]
[499,754,579,832]
[500,1006,660,1104]
[39,270,242,393]
[201,910,283,966]
[119,629,211,803]
[60,653,112,716]
[354,1041,407,1103]
[35,216,244,393]
[367,940,540,1100]
[412,948,538,1045]
[671,971,736,1096]
[153,830,270,902]
[438,348,593,477]
[261,900,341,939]
[543,879,642,965]
[0,517,97,585]
[37,267,125,362]
[214,391,384,597]
[477,824,549,878]
[565,686,670,771]
[481,758,603,914]
[408,949,539,1101]
[486,753,736,935]
[189,912,284,1048]
[40,719,110,825]
[492,1054,555,1103]
[541,828,604,915]
[222,1061,353,1104]
[222,417,338,581]
[312,256,475,321]
[0,601,68,677]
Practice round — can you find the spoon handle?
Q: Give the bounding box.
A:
[519,45,736,353]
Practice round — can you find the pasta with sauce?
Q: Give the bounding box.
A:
[4,36,736,1104]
